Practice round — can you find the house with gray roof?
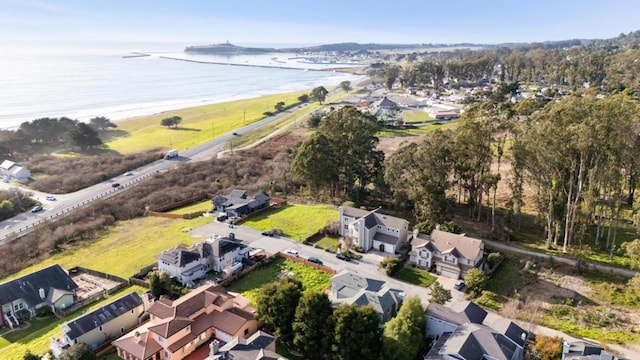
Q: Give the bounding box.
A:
[338,205,409,254]
[562,340,627,360]
[50,292,148,357]
[212,189,270,219]
[0,264,78,329]
[157,233,250,287]
[328,270,404,323]
[209,330,288,360]
[0,159,30,182]
[409,227,485,279]
[425,301,527,360]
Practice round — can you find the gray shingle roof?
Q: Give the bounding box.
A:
[0,264,78,307]
[372,232,400,246]
[158,246,201,267]
[427,302,487,325]
[65,292,143,340]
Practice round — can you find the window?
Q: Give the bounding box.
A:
[244,328,249,335]
[121,327,125,333]
[344,225,348,230]
[131,309,134,313]
[99,326,103,332]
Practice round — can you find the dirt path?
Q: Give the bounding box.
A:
[483,238,637,278]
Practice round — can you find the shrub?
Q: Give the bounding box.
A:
[16,309,31,321]
[486,252,502,269]
[532,335,563,360]
[380,257,403,276]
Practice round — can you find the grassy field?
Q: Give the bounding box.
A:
[0,286,147,360]
[3,216,211,282]
[167,200,213,215]
[239,203,338,241]
[394,267,437,287]
[228,257,332,304]
[104,91,309,154]
[402,109,434,122]
[314,236,340,252]
[377,120,459,137]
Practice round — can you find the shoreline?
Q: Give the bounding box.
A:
[157,55,364,74]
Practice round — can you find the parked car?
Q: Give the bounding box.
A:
[45,195,56,201]
[261,230,274,237]
[111,183,121,188]
[336,253,351,262]
[124,171,133,176]
[31,205,43,213]
[307,256,323,265]
[285,249,299,257]
[454,280,466,290]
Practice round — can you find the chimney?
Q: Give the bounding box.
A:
[228,232,235,241]
[412,228,419,239]
[39,288,46,300]
[435,224,441,231]
[134,331,142,343]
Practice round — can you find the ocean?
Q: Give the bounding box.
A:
[0,42,362,130]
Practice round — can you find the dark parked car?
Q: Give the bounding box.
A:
[336,253,351,262]
[111,183,121,188]
[252,253,266,262]
[307,256,323,265]
[261,230,274,237]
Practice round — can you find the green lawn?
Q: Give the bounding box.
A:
[167,200,213,215]
[377,120,459,137]
[314,236,340,252]
[239,203,338,241]
[401,109,434,122]
[394,267,437,287]
[3,216,211,282]
[228,258,332,304]
[104,91,309,154]
[0,286,147,360]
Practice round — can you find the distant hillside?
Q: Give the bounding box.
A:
[185,32,640,55]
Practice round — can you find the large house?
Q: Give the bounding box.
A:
[51,292,148,357]
[0,265,78,328]
[212,190,270,219]
[409,228,484,279]
[425,301,527,360]
[209,331,288,360]
[113,285,258,360]
[328,270,404,323]
[0,159,30,182]
[338,205,409,254]
[157,233,250,287]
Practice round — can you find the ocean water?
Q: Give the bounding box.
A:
[0,44,362,129]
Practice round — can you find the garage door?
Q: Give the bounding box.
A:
[440,267,460,279]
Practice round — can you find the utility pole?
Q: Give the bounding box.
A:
[243,109,246,125]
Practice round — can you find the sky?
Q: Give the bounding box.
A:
[1,0,639,49]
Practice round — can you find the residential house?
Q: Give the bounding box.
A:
[328,270,404,323]
[157,233,250,287]
[0,264,78,329]
[51,292,148,357]
[209,331,288,360]
[409,228,484,279]
[113,285,258,360]
[425,301,527,360]
[562,340,627,360]
[338,205,409,254]
[0,160,30,182]
[434,110,460,121]
[212,190,270,219]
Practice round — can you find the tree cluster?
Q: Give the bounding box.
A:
[0,189,38,222]
[160,116,182,128]
[256,277,424,360]
[292,106,383,203]
[0,116,110,157]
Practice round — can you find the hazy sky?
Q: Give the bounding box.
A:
[2,0,639,47]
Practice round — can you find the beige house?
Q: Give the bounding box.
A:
[113,285,257,360]
[409,228,484,279]
[51,292,148,357]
